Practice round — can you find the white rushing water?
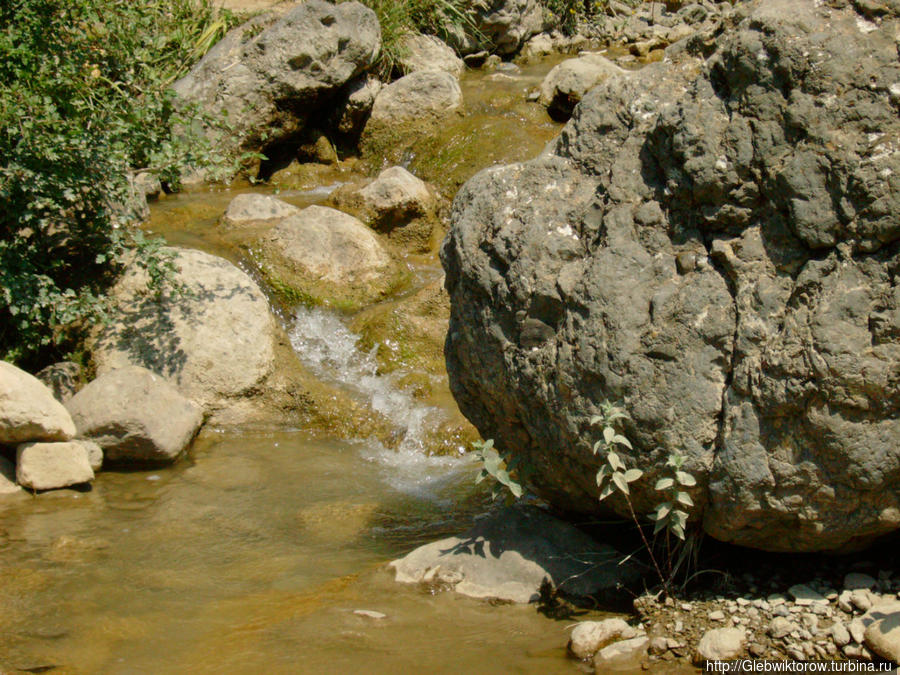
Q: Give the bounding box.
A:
[288,306,464,496]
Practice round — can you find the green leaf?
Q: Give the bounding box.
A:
[603,426,615,446]
[599,483,614,501]
[612,471,629,495]
[655,477,674,491]
[624,468,643,483]
[590,415,602,426]
[509,481,523,499]
[592,440,602,455]
[671,523,686,540]
[655,502,672,520]
[676,492,694,507]
[613,434,632,449]
[676,471,696,487]
[607,451,624,472]
[653,517,668,535]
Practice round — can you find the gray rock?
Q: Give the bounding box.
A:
[173,1,380,165]
[66,367,203,464]
[16,441,94,490]
[34,362,83,403]
[397,33,464,77]
[445,0,544,56]
[329,166,438,231]
[256,205,392,305]
[789,584,827,606]
[538,54,626,120]
[362,71,463,151]
[569,619,640,659]
[389,505,637,603]
[862,599,900,663]
[845,573,878,591]
[0,362,76,444]
[768,617,794,639]
[221,193,301,226]
[592,635,649,671]
[695,627,746,662]
[441,0,900,552]
[332,75,382,137]
[91,248,276,416]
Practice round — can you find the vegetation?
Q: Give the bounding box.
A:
[0,0,239,368]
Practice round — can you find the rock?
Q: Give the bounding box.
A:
[768,617,794,639]
[708,610,726,621]
[537,54,626,121]
[0,456,21,495]
[695,627,746,663]
[15,442,94,490]
[34,362,82,403]
[648,636,670,655]
[862,600,900,663]
[569,619,640,659]
[173,1,380,168]
[397,33,463,77]
[90,248,276,416]
[361,71,463,157]
[221,193,301,226]
[0,362,76,444]
[592,636,649,672]
[78,439,103,472]
[255,205,393,308]
[850,618,867,644]
[388,505,637,603]
[845,573,879,591]
[329,166,439,236]
[353,609,386,620]
[466,0,545,55]
[296,129,338,165]
[332,75,382,138]
[852,589,876,612]
[518,33,554,62]
[789,584,827,606]
[441,0,900,552]
[832,621,852,648]
[66,367,203,464]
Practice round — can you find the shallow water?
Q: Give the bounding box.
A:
[1,57,629,673]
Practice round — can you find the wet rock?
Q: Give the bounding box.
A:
[90,248,276,417]
[16,441,94,490]
[569,619,640,659]
[389,505,637,603]
[862,600,900,663]
[362,71,463,156]
[173,1,380,169]
[537,54,625,121]
[329,166,438,234]
[34,362,83,403]
[397,33,463,77]
[221,193,301,227]
[0,362,76,444]
[332,75,382,138]
[66,367,203,464]
[353,609,386,620]
[296,130,338,165]
[592,635,648,672]
[255,205,394,307]
[695,627,746,662]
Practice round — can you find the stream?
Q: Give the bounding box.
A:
[1,57,631,674]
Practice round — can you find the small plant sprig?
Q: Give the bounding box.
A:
[653,452,696,540]
[592,401,643,499]
[472,438,530,504]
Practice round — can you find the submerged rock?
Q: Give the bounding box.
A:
[569,619,641,660]
[442,0,900,551]
[221,193,301,227]
[389,504,637,603]
[66,366,203,464]
[0,362,76,444]
[16,441,95,491]
[592,635,649,672]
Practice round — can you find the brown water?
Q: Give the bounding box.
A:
[0,57,627,674]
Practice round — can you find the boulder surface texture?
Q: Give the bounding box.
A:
[0,362,76,444]
[441,0,900,552]
[16,442,95,491]
[173,0,380,158]
[66,366,203,464]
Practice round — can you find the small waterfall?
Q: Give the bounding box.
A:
[288,306,464,495]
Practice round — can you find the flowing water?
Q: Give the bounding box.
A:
[0,57,637,674]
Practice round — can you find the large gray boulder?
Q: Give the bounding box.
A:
[66,367,203,464]
[449,0,545,55]
[91,248,276,415]
[173,0,380,163]
[442,0,900,552]
[389,505,637,603]
[0,362,76,444]
[15,441,95,491]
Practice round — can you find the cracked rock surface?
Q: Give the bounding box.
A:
[441,0,900,551]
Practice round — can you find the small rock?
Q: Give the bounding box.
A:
[749,643,766,657]
[16,441,94,490]
[569,619,639,659]
[221,194,301,226]
[851,589,874,612]
[648,636,669,655]
[773,605,791,618]
[593,636,649,672]
[0,456,22,495]
[353,609,386,620]
[674,620,684,633]
[787,645,805,660]
[768,617,794,639]
[831,621,851,647]
[0,362,77,443]
[695,627,746,662]
[736,597,750,606]
[801,614,819,632]
[839,590,855,613]
[708,610,726,621]
[788,584,827,606]
[849,618,866,644]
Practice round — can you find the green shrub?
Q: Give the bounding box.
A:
[0,0,238,368]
